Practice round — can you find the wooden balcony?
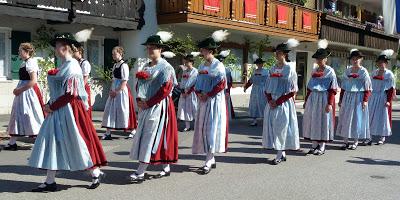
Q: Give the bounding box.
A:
[0,0,143,29]
[321,14,400,51]
[157,0,321,41]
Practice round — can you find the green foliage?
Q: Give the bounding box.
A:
[37,57,55,101]
[126,57,137,70]
[263,56,276,69]
[92,64,113,82]
[32,25,56,56]
[391,66,400,89]
[165,34,197,56]
[248,36,271,58]
[223,52,241,73]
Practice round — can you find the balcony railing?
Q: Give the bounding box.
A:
[321,14,400,51]
[157,0,321,37]
[2,0,142,21]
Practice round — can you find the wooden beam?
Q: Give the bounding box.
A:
[187,13,318,41]
[0,5,138,29]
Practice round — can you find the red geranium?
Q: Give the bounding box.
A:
[348,73,359,78]
[136,71,150,80]
[373,75,384,80]
[270,73,283,78]
[199,70,209,75]
[312,72,324,78]
[182,74,189,79]
[47,68,59,75]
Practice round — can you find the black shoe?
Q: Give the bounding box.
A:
[198,166,211,175]
[271,159,282,165]
[181,127,191,132]
[31,182,57,192]
[102,134,112,140]
[250,122,257,126]
[340,143,350,150]
[4,143,18,151]
[348,144,358,150]
[361,140,372,146]
[129,173,145,184]
[211,163,216,169]
[153,171,171,179]
[88,172,105,189]
[314,149,325,156]
[307,148,317,155]
[281,155,287,162]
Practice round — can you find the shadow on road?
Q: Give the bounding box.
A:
[347,157,400,166]
[0,179,74,193]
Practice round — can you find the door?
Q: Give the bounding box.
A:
[296,52,308,100]
[11,31,31,80]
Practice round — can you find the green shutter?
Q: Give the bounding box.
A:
[104,38,119,70]
[11,31,31,80]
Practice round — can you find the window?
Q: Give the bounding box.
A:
[0,27,11,81]
[85,37,104,66]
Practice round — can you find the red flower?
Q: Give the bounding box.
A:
[347,73,359,78]
[199,70,209,75]
[136,71,150,80]
[47,68,59,75]
[182,74,189,79]
[270,73,283,78]
[373,75,384,80]
[312,72,324,78]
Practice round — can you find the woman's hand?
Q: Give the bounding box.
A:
[325,104,332,113]
[137,100,149,109]
[269,100,277,109]
[385,102,390,107]
[362,101,367,111]
[198,94,208,102]
[13,88,22,96]
[109,90,117,98]
[44,105,53,113]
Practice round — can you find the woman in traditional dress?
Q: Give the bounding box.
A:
[29,33,107,192]
[368,49,395,145]
[244,54,269,126]
[101,46,137,140]
[129,32,178,183]
[177,53,199,132]
[216,50,235,120]
[262,39,300,165]
[303,39,338,155]
[192,30,229,175]
[4,43,45,151]
[336,49,371,150]
[73,45,92,118]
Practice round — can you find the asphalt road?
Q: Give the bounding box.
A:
[0,104,399,200]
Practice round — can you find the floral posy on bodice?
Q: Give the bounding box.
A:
[47,57,88,108]
[136,58,177,101]
[307,66,338,91]
[265,64,298,96]
[340,66,372,92]
[195,58,226,93]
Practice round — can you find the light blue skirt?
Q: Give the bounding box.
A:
[28,104,93,171]
[369,91,391,136]
[262,97,300,150]
[336,92,370,139]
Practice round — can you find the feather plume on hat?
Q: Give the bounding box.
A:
[161,51,176,58]
[74,28,94,43]
[212,30,229,42]
[157,31,173,43]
